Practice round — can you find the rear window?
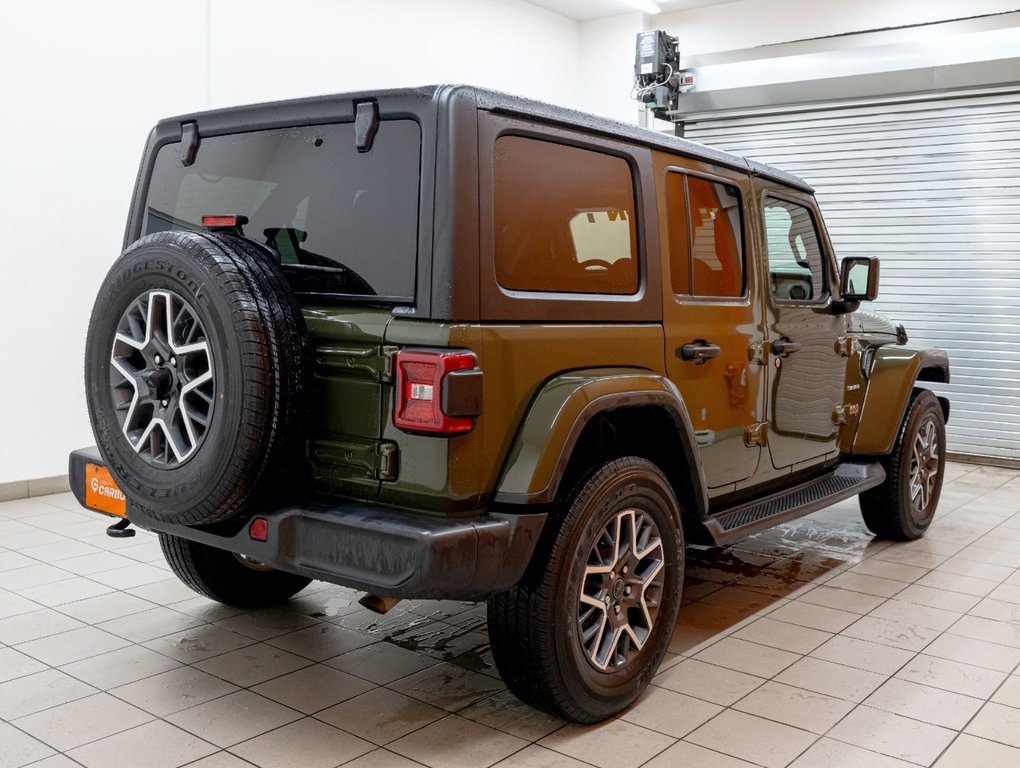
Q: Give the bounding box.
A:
[144,120,421,301]
[493,135,638,295]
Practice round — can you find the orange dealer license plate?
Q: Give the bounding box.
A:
[84,464,127,517]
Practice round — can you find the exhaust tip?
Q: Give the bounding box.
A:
[359,594,402,615]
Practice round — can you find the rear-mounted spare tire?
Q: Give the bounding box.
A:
[85,230,310,526]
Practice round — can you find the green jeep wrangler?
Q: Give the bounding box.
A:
[70,85,950,722]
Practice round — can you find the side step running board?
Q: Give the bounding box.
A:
[703,462,886,547]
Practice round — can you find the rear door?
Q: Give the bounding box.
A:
[756,182,848,470]
[655,154,767,498]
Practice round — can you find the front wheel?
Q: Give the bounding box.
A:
[159,534,312,608]
[860,389,946,540]
[487,457,684,723]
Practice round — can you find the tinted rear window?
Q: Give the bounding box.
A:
[144,120,421,301]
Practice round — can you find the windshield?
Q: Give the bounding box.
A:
[143,119,421,301]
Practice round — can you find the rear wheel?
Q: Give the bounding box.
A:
[159,534,311,608]
[487,457,684,723]
[860,389,946,540]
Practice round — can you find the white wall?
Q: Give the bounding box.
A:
[578,12,646,123]
[0,0,580,485]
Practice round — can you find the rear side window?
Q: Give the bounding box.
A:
[665,172,745,298]
[144,120,421,301]
[493,136,638,295]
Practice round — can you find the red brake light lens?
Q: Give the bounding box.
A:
[249,517,269,541]
[201,215,240,228]
[393,350,476,435]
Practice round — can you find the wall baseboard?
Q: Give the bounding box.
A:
[0,475,71,503]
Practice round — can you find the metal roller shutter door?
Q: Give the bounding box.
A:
[684,89,1020,462]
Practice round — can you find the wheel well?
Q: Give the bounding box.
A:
[917,365,948,384]
[555,406,703,536]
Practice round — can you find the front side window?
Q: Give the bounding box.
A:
[493,136,638,295]
[666,173,745,298]
[763,198,827,302]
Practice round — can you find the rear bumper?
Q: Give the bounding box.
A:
[69,447,546,600]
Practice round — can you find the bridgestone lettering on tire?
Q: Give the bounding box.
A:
[487,457,684,722]
[85,231,311,526]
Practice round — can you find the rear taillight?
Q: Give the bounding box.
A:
[393,350,481,435]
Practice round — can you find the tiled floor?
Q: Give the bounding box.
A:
[2,461,1020,768]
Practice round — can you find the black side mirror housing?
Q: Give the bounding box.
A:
[840,257,880,302]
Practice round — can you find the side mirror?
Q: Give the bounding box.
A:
[840,257,880,302]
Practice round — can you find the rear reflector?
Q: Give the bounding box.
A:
[201,214,248,229]
[249,518,269,541]
[393,350,477,435]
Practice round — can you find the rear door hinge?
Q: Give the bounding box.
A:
[745,422,768,447]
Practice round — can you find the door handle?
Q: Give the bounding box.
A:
[678,340,721,365]
[772,338,802,357]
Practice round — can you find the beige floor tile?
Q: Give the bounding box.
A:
[343,750,428,768]
[767,600,860,633]
[87,563,171,590]
[265,621,376,661]
[793,586,885,615]
[0,668,98,720]
[326,640,438,685]
[388,661,504,712]
[643,740,758,767]
[825,572,906,598]
[991,674,1020,708]
[775,657,886,703]
[539,719,675,768]
[923,633,1020,673]
[229,717,373,768]
[251,663,375,714]
[316,687,445,745]
[0,590,42,621]
[935,557,1015,582]
[16,577,113,607]
[956,546,1020,569]
[56,591,155,624]
[2,563,80,592]
[617,685,721,738]
[865,678,983,730]
[734,681,854,734]
[868,599,961,631]
[693,637,799,677]
[653,658,764,706]
[894,584,982,613]
[949,614,1020,649]
[873,547,949,570]
[193,642,312,687]
[841,615,941,651]
[686,709,816,768]
[96,606,204,643]
[969,597,1020,623]
[988,582,1020,605]
[0,608,84,645]
[789,737,919,768]
[896,654,1007,699]
[460,690,567,741]
[168,596,249,622]
[916,570,999,598]
[934,733,1020,767]
[56,551,139,576]
[491,744,593,768]
[126,577,199,604]
[965,701,1020,748]
[214,607,320,641]
[143,624,255,663]
[392,714,529,768]
[111,666,239,717]
[66,720,218,768]
[0,722,56,767]
[849,559,929,583]
[12,692,152,751]
[828,705,956,765]
[733,617,831,654]
[166,690,302,748]
[59,644,181,688]
[810,635,914,676]
[0,646,48,683]
[14,625,131,666]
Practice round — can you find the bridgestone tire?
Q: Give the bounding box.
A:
[487,457,684,723]
[159,534,311,608]
[859,389,946,541]
[85,231,311,526]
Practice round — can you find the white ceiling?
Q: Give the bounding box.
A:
[525,0,742,22]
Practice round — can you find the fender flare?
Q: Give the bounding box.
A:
[492,368,709,517]
[852,346,950,456]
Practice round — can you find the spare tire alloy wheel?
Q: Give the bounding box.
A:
[110,290,215,467]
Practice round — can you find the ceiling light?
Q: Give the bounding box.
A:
[621,0,661,13]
